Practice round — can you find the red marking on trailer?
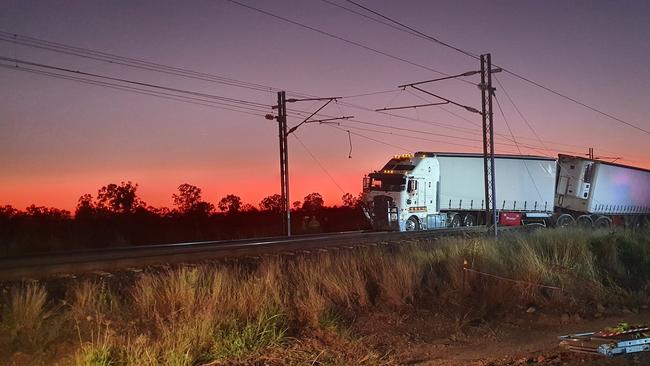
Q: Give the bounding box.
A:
[499,212,522,226]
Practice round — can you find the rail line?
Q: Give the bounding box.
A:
[0,226,501,281]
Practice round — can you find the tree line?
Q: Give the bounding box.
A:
[0,182,368,257]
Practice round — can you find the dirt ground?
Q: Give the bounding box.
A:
[353,308,650,366]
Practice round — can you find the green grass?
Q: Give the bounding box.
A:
[73,322,115,366]
[210,309,287,360]
[2,228,650,365]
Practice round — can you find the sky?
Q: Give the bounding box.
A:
[1,0,649,211]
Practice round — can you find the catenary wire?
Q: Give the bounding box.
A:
[493,76,553,155]
[292,133,347,194]
[343,0,479,60]
[0,31,286,94]
[225,0,467,81]
[0,56,270,108]
[338,1,650,136]
[494,93,546,200]
[0,63,270,117]
[2,30,644,162]
[325,124,411,151]
[2,30,622,158]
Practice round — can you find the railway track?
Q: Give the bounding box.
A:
[0,226,495,281]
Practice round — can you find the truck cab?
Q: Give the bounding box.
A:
[363,153,445,231]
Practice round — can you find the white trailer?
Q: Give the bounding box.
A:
[555,154,650,227]
[363,152,557,231]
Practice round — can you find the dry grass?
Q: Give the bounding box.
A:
[0,282,55,352]
[2,228,649,365]
[68,280,118,328]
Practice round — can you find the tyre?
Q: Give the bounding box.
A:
[450,214,462,228]
[577,215,593,229]
[556,213,576,228]
[405,216,419,231]
[594,216,612,229]
[641,216,650,230]
[463,214,476,227]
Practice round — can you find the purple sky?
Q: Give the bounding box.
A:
[1,0,649,210]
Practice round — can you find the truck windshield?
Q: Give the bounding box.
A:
[370,176,406,192]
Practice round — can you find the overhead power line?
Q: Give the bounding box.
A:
[225,0,466,81]
[501,69,650,136]
[338,0,650,136]
[289,94,631,159]
[343,0,479,60]
[0,31,286,94]
[0,32,512,149]
[0,29,576,151]
[494,76,553,156]
[326,124,410,152]
[292,133,347,194]
[493,93,547,200]
[1,30,430,118]
[2,29,644,162]
[0,56,269,108]
[0,63,269,116]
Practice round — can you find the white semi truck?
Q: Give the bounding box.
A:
[555,154,650,228]
[363,152,557,231]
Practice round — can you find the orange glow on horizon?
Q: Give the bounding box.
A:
[3,157,649,212]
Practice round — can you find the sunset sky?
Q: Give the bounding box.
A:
[1,0,649,211]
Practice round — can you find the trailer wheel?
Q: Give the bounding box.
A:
[405,216,420,231]
[450,214,462,228]
[556,214,576,228]
[641,216,650,229]
[576,215,593,228]
[594,216,612,229]
[463,214,476,227]
[625,216,641,230]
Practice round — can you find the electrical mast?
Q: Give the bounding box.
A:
[279,91,291,236]
[267,92,349,237]
[480,54,498,237]
[271,91,291,236]
[391,54,501,236]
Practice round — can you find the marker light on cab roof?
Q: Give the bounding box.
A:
[393,153,413,160]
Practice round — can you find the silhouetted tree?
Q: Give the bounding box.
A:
[218,194,242,214]
[341,193,356,208]
[292,201,302,210]
[260,194,283,213]
[96,181,144,214]
[241,203,258,212]
[0,205,18,219]
[75,194,95,218]
[25,205,71,219]
[147,206,172,217]
[172,184,214,215]
[302,193,324,212]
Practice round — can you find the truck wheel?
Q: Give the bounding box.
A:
[556,214,575,228]
[577,215,593,228]
[405,216,419,231]
[594,216,612,229]
[450,214,462,228]
[463,214,476,227]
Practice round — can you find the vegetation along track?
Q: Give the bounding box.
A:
[0,226,505,280]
